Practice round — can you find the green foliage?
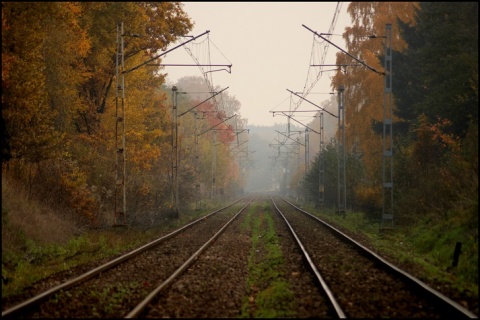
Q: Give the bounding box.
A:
[303,140,377,214]
[410,212,478,285]
[303,140,340,208]
[423,3,477,137]
[1,226,170,298]
[395,2,478,138]
[306,204,478,296]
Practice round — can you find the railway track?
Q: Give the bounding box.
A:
[2,197,252,318]
[271,195,477,318]
[2,194,477,318]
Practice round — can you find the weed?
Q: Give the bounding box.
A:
[305,202,478,298]
[1,225,170,298]
[241,202,296,317]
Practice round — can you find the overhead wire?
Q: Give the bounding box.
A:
[271,2,342,127]
[273,3,343,158]
[293,2,343,112]
[183,34,229,116]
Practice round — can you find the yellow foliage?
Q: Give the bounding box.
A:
[332,2,419,192]
[355,186,382,211]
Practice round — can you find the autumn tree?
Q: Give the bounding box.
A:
[2,2,70,163]
[328,2,418,213]
[78,2,193,129]
[2,2,195,226]
[313,2,478,222]
[173,75,245,201]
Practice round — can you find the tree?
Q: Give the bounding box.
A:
[303,140,339,208]
[2,2,196,226]
[79,2,193,129]
[2,3,65,162]
[329,2,419,212]
[394,2,478,138]
[173,76,246,199]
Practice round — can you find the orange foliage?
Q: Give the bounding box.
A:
[196,101,235,144]
[413,114,461,172]
[330,2,419,194]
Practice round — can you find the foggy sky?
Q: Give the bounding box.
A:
[163,2,351,127]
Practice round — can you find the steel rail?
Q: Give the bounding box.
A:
[278,195,477,319]
[1,197,245,318]
[126,196,254,318]
[270,195,347,318]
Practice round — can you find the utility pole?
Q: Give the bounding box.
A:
[272,110,319,200]
[318,112,325,208]
[278,130,303,200]
[171,86,179,216]
[196,114,236,201]
[280,89,336,208]
[304,127,309,202]
[211,130,216,199]
[382,24,394,229]
[173,87,228,211]
[269,146,281,192]
[305,128,309,175]
[289,78,346,215]
[304,24,391,219]
[113,22,211,226]
[286,116,291,197]
[194,112,200,210]
[296,136,301,200]
[337,85,346,215]
[211,127,246,201]
[114,22,126,226]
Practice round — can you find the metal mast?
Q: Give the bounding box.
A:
[194,112,200,210]
[305,127,310,202]
[305,128,310,174]
[211,130,216,199]
[318,112,325,207]
[337,85,346,215]
[114,22,126,226]
[113,24,213,225]
[381,24,394,229]
[171,86,179,216]
[276,89,335,207]
[196,113,235,200]
[285,117,291,197]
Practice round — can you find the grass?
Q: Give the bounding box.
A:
[4,169,476,313]
[303,202,478,300]
[2,225,165,298]
[1,175,213,298]
[240,202,296,318]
